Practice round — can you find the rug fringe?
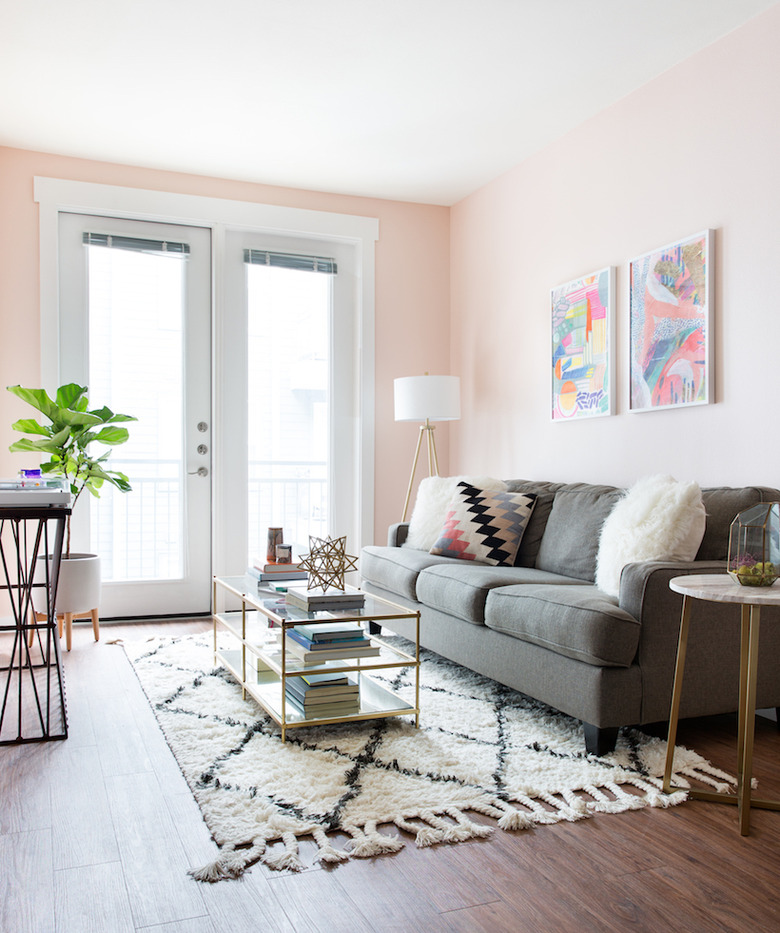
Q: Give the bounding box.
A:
[444,806,493,841]
[344,821,404,857]
[497,807,535,831]
[312,826,351,864]
[188,836,268,883]
[677,765,737,794]
[538,791,590,822]
[263,831,305,872]
[186,771,714,882]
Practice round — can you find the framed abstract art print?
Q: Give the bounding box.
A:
[551,266,615,421]
[629,230,714,412]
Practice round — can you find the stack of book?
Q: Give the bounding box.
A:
[283,620,380,663]
[285,584,365,611]
[247,559,308,585]
[285,672,360,718]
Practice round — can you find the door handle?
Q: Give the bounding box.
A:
[188,467,209,477]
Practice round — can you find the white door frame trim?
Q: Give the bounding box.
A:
[34,176,378,571]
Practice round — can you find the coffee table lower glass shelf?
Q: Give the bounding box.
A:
[213,575,420,740]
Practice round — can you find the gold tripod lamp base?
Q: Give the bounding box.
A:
[401,419,440,523]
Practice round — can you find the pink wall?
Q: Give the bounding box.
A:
[0,147,450,542]
[450,4,780,490]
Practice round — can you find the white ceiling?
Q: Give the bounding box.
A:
[1,0,776,205]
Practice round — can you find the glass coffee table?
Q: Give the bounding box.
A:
[212,575,420,741]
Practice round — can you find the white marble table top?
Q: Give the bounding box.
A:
[670,573,780,606]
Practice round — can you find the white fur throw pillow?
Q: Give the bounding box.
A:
[404,475,508,551]
[595,474,706,598]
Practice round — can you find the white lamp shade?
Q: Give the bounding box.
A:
[394,375,460,422]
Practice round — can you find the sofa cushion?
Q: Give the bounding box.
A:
[595,474,706,597]
[416,563,585,625]
[360,545,454,601]
[514,493,555,568]
[698,486,780,560]
[535,487,622,581]
[429,483,537,566]
[484,584,641,667]
[404,475,508,551]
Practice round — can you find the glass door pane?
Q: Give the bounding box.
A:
[246,264,331,562]
[87,243,185,581]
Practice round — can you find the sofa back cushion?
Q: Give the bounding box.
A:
[513,493,555,567]
[535,486,622,581]
[697,486,780,560]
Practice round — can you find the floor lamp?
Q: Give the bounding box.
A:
[394,375,461,522]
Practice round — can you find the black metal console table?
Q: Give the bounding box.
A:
[0,504,71,744]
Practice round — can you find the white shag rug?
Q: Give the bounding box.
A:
[124,633,735,882]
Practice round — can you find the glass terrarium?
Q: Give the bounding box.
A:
[728,502,780,587]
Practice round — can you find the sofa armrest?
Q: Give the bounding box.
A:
[388,522,410,548]
[618,560,727,623]
[618,560,730,720]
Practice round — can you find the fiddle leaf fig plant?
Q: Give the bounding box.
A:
[7,383,137,555]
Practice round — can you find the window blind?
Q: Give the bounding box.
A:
[243,249,337,274]
[83,232,190,255]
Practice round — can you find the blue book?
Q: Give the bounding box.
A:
[286,674,358,700]
[286,628,370,651]
[293,621,366,642]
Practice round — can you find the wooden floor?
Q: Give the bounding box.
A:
[2,618,780,933]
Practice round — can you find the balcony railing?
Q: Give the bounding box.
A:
[248,459,327,559]
[90,458,329,580]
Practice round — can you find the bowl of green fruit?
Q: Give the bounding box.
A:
[728,559,778,587]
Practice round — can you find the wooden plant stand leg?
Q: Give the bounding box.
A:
[28,609,63,646]
[33,607,99,650]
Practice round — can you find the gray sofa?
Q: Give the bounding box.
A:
[361,480,780,754]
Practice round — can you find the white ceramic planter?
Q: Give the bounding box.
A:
[41,553,102,614]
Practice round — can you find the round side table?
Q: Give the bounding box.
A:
[662,573,780,834]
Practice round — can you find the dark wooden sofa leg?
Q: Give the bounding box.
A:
[583,723,619,756]
[368,622,382,636]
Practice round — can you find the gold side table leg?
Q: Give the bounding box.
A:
[736,606,750,798]
[739,606,761,835]
[664,594,692,793]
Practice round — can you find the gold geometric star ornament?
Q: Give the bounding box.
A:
[298,535,359,592]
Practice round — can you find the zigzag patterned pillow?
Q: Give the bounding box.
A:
[429,482,537,566]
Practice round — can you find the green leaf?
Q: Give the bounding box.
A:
[108,473,133,493]
[11,418,50,436]
[89,406,137,424]
[48,425,72,448]
[93,426,130,445]
[55,409,103,428]
[9,437,61,454]
[6,386,58,421]
[54,384,88,410]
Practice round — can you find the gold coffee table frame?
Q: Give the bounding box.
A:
[663,574,780,835]
[213,576,421,741]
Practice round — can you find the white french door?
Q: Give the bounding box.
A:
[219,230,360,574]
[58,213,212,617]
